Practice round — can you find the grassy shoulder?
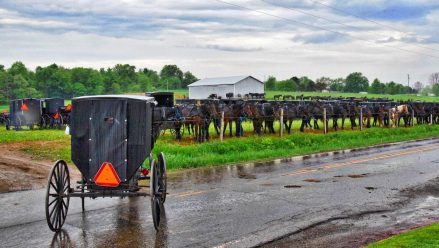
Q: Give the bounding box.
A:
[368,222,439,248]
[1,124,439,170]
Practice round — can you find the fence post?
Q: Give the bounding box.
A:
[360,108,363,131]
[323,108,327,134]
[280,108,284,137]
[430,114,433,125]
[220,111,224,141]
[411,111,415,127]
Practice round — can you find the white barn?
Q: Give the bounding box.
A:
[188,75,264,99]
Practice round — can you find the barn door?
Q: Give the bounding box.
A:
[89,99,127,182]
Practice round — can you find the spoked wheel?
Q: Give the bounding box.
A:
[45,160,70,232]
[150,160,161,231]
[150,160,160,229]
[157,152,167,203]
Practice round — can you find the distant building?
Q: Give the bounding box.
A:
[188,75,264,99]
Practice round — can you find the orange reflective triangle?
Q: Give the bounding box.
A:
[93,162,121,187]
[21,103,28,111]
[54,112,60,120]
[65,104,72,111]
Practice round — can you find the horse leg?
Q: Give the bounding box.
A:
[205,120,210,141]
[229,120,233,137]
[300,118,305,132]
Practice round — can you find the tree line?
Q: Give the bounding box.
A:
[0,62,198,103]
[1,61,438,104]
[265,72,417,95]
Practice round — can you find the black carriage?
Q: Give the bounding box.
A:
[147,92,184,137]
[8,98,44,130]
[45,95,167,232]
[42,98,65,129]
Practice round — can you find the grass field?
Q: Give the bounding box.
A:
[1,122,438,170]
[368,222,439,248]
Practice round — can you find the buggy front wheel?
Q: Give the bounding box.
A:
[45,160,70,232]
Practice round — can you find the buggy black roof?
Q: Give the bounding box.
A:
[73,95,155,102]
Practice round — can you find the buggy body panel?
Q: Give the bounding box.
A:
[71,95,155,184]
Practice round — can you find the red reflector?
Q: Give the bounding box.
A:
[65,104,72,111]
[94,162,121,187]
[54,112,60,120]
[1,109,6,113]
[142,168,149,176]
[21,103,28,111]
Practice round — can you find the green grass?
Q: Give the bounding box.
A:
[264,91,439,102]
[1,123,439,170]
[171,89,439,102]
[368,222,439,248]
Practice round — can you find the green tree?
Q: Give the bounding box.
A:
[432,84,439,96]
[369,78,383,94]
[315,77,330,91]
[8,61,28,77]
[276,79,297,91]
[182,71,198,88]
[160,65,183,81]
[344,72,369,93]
[265,76,276,90]
[329,78,345,92]
[298,76,315,92]
[71,83,87,96]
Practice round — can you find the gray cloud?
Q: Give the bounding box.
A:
[0,0,438,84]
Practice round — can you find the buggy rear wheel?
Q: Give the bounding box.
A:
[157,152,167,203]
[150,160,161,231]
[45,160,70,232]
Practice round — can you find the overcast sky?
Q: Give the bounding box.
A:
[1,0,439,84]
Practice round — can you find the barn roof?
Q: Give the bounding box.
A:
[188,75,263,87]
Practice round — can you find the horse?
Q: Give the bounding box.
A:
[332,102,347,130]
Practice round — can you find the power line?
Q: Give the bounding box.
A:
[310,0,439,52]
[213,0,439,60]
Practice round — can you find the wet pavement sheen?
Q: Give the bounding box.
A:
[0,138,439,247]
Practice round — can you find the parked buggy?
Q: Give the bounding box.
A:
[146,92,184,138]
[41,98,65,129]
[8,98,44,130]
[45,95,167,232]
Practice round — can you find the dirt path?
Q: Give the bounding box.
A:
[0,143,80,193]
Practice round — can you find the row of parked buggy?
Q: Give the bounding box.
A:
[1,98,71,130]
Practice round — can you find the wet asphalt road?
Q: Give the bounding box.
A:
[1,138,439,248]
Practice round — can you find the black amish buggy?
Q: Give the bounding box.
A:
[8,98,44,130]
[146,92,184,138]
[45,95,167,232]
[41,98,65,129]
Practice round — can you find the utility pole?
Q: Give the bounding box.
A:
[407,74,410,88]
